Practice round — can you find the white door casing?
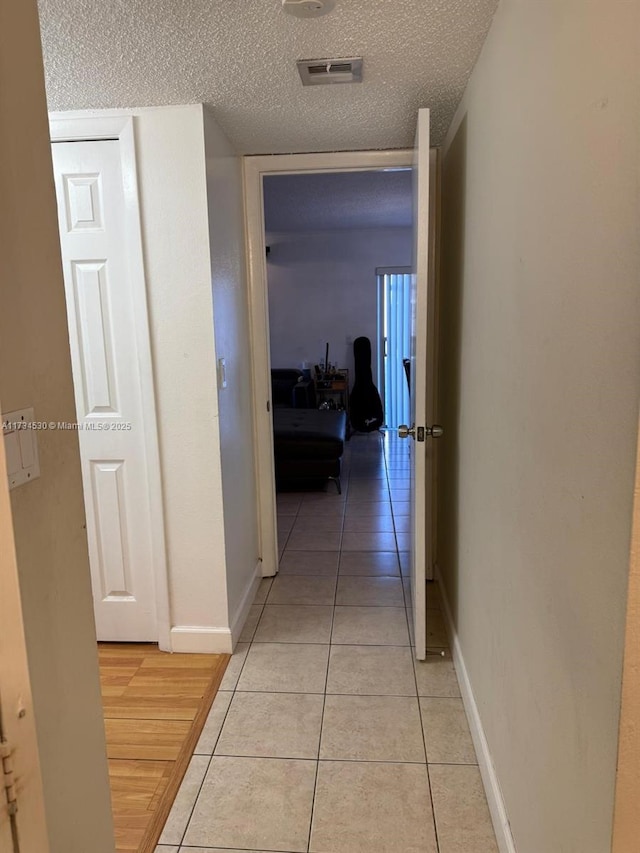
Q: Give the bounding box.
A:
[243,139,438,660]
[243,149,414,578]
[51,132,167,642]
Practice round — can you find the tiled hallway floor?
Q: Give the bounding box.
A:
[157,432,498,853]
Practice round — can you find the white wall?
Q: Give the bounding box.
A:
[132,105,230,648]
[266,228,412,381]
[438,2,640,852]
[0,2,114,849]
[203,107,261,639]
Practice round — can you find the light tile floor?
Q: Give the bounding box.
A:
[157,431,499,853]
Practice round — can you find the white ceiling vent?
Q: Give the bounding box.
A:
[297,58,363,86]
[282,0,336,18]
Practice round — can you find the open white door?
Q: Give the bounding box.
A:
[51,139,164,642]
[399,109,441,660]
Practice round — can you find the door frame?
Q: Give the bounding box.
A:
[0,419,50,851]
[49,112,171,650]
[243,149,414,577]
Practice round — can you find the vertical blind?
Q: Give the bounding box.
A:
[378,270,411,429]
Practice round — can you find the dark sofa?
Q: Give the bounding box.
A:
[271,369,346,493]
[270,368,316,409]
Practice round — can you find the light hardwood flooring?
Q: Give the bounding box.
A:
[98,643,229,853]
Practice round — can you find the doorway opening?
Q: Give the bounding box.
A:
[243,150,414,577]
[243,125,438,661]
[261,168,413,497]
[244,151,414,580]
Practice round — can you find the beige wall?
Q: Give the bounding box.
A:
[0,2,114,851]
[439,1,640,851]
[612,422,640,851]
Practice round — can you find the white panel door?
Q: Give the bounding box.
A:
[51,141,158,641]
[401,109,441,660]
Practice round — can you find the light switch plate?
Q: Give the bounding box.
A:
[2,407,40,490]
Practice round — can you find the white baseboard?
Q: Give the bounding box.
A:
[170,626,233,654]
[229,560,263,648]
[169,562,263,654]
[436,567,517,853]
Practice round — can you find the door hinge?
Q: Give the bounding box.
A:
[1,739,17,815]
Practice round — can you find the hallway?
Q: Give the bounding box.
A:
[156,432,498,852]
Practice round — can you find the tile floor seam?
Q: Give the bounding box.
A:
[176,634,253,846]
[242,601,266,643]
[258,601,403,606]
[305,571,336,853]
[320,756,428,765]
[176,847,300,852]
[175,752,215,849]
[413,658,441,853]
[387,434,443,853]
[220,581,317,852]
[233,690,423,697]
[255,604,410,610]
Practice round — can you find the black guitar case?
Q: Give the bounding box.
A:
[350,336,384,432]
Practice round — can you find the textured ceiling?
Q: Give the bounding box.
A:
[37,0,498,155]
[264,170,412,231]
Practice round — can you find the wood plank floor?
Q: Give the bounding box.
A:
[98,643,229,853]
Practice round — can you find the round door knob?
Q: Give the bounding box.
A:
[398,424,415,439]
[427,424,444,438]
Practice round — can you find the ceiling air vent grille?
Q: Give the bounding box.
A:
[297,57,363,86]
